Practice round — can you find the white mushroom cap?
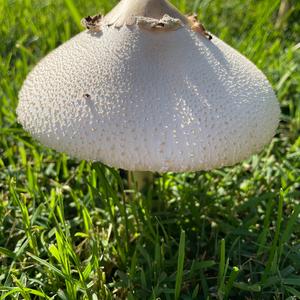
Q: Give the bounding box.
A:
[17,0,280,172]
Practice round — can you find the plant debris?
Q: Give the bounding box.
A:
[188,14,212,40]
[81,14,102,32]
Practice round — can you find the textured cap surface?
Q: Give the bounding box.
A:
[17,22,280,172]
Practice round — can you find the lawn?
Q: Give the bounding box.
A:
[0,0,300,299]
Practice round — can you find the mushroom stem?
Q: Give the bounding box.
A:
[128,171,154,191]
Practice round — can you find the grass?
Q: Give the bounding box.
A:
[0,0,300,299]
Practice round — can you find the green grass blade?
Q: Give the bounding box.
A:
[26,252,69,280]
[64,0,82,29]
[224,266,240,300]
[175,230,185,300]
[218,239,226,288]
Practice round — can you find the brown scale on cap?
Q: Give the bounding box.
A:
[81,5,211,40]
[81,15,102,32]
[187,14,212,40]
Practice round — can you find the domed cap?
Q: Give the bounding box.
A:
[17,0,280,172]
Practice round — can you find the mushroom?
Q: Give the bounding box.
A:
[17,0,280,173]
